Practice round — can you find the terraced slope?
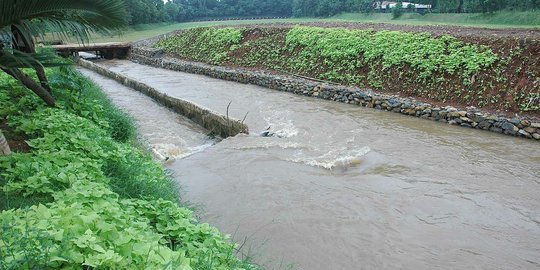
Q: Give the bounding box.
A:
[154,24,540,115]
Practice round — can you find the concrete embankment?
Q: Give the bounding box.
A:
[78,58,248,138]
[129,47,540,141]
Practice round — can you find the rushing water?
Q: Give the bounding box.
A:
[77,68,215,161]
[86,60,540,270]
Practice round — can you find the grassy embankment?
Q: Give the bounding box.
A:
[154,26,539,114]
[0,68,258,269]
[89,11,539,43]
[88,19,314,43]
[333,11,540,28]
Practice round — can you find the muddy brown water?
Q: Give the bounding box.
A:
[84,60,539,270]
[77,68,215,160]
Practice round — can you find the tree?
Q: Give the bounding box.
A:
[0,0,127,106]
[392,0,404,18]
[315,0,344,16]
[0,129,10,155]
[0,0,126,154]
[293,0,318,17]
[358,0,376,13]
[407,3,415,12]
[437,0,461,12]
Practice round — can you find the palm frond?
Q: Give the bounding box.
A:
[0,0,126,28]
[0,0,127,46]
[0,49,68,69]
[0,0,128,107]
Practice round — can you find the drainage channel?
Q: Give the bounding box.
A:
[82,60,540,270]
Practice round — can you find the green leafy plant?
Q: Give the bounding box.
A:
[156,27,243,65]
[0,68,258,270]
[0,181,247,270]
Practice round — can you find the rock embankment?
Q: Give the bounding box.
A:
[129,46,540,141]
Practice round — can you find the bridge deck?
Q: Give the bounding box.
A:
[52,42,131,59]
[51,42,131,51]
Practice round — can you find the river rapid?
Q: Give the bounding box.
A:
[82,60,540,270]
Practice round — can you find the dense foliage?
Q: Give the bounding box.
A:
[284,27,497,81]
[156,26,498,82]
[292,0,377,17]
[156,27,243,65]
[155,26,540,113]
[0,69,257,270]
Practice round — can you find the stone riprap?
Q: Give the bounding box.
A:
[78,58,249,138]
[127,47,540,141]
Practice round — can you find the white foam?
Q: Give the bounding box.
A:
[273,121,299,138]
[182,143,216,158]
[231,141,304,150]
[150,141,214,163]
[287,146,371,170]
[263,111,299,138]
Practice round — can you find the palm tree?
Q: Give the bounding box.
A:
[0,0,126,155]
[0,0,127,106]
[0,129,10,155]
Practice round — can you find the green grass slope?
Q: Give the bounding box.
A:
[154,26,540,114]
[333,11,540,28]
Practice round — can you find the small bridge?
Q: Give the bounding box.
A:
[52,42,131,59]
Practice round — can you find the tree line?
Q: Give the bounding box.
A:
[125,0,292,25]
[125,0,540,24]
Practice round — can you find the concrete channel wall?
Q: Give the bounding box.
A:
[78,59,249,138]
[129,47,540,141]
